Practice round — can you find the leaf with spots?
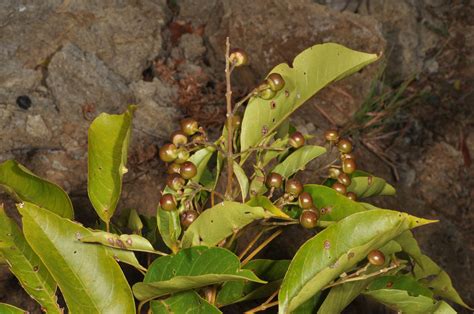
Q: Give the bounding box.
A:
[181,201,270,248]
[278,209,436,313]
[0,205,60,314]
[240,43,379,152]
[150,291,221,314]
[132,246,265,301]
[88,105,135,225]
[271,146,326,179]
[0,160,73,219]
[18,202,136,314]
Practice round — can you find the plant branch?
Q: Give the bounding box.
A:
[225,37,234,199]
[242,229,283,266]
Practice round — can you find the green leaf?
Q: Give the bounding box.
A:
[0,205,60,313]
[261,138,289,167]
[217,259,290,307]
[88,105,135,224]
[367,275,433,298]
[79,230,159,254]
[150,291,221,314]
[181,201,270,248]
[233,161,249,201]
[18,202,136,314]
[304,184,367,221]
[188,147,215,184]
[241,43,379,152]
[246,196,290,219]
[156,207,181,253]
[249,168,267,197]
[105,247,147,273]
[127,209,143,233]
[0,303,26,314]
[347,171,396,198]
[395,230,425,267]
[278,209,435,313]
[132,246,265,301]
[317,240,403,314]
[0,160,73,219]
[433,301,457,313]
[272,146,326,179]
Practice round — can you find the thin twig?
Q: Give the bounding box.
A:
[238,228,266,260]
[225,37,234,199]
[244,301,279,313]
[242,229,283,266]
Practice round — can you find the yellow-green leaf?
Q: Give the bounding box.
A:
[272,146,326,179]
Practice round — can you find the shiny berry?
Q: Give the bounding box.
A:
[180,118,199,136]
[171,131,188,146]
[289,131,305,148]
[166,173,185,191]
[180,210,198,229]
[337,139,353,154]
[337,173,351,186]
[324,130,339,142]
[298,192,314,209]
[159,143,178,162]
[368,250,385,266]
[342,158,357,174]
[285,178,303,196]
[259,88,276,100]
[160,193,177,211]
[328,167,341,179]
[229,48,249,67]
[180,161,197,180]
[332,182,347,194]
[266,73,285,91]
[266,172,283,189]
[299,210,318,229]
[167,162,181,175]
[346,192,357,201]
[175,148,190,164]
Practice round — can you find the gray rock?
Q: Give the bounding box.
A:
[25,115,51,140]
[179,33,206,63]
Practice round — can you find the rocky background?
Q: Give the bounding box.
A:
[0,0,472,312]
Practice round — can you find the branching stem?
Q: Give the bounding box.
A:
[242,229,283,266]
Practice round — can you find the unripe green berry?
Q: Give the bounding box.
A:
[160,193,177,211]
[337,139,353,154]
[285,178,303,196]
[298,192,314,209]
[299,209,318,229]
[229,48,249,67]
[159,143,178,162]
[171,131,188,146]
[342,158,356,174]
[266,73,285,91]
[289,131,305,148]
[259,88,276,100]
[337,173,351,186]
[180,118,199,136]
[332,182,347,194]
[166,173,185,191]
[328,167,341,179]
[266,172,283,189]
[180,161,197,180]
[368,250,385,266]
[175,148,190,164]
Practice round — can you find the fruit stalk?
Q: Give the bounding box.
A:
[225,37,234,199]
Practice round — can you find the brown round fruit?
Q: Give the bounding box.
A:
[285,178,303,196]
[341,153,355,160]
[299,210,318,229]
[180,161,197,180]
[337,173,351,186]
[368,249,385,266]
[166,173,185,191]
[332,182,347,194]
[266,172,283,189]
[180,210,198,229]
[267,73,285,91]
[289,131,305,148]
[342,158,357,174]
[328,167,341,179]
[160,193,177,211]
[298,192,314,209]
[171,131,188,146]
[229,48,248,67]
[167,162,181,175]
[180,118,199,136]
[159,143,178,162]
[175,148,190,164]
[346,192,357,201]
[324,130,340,142]
[337,139,353,154]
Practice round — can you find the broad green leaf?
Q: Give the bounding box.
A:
[0,303,26,314]
[272,146,326,179]
[304,184,367,221]
[241,43,378,152]
[88,105,135,224]
[150,291,221,314]
[233,161,249,201]
[79,230,158,254]
[414,254,471,309]
[132,246,265,301]
[105,248,147,272]
[188,147,215,184]
[18,202,135,314]
[317,240,403,314]
[0,205,60,313]
[181,201,270,248]
[0,160,73,219]
[278,209,435,313]
[247,196,290,218]
[367,275,433,298]
[433,301,457,313]
[293,294,322,314]
[127,209,143,233]
[217,259,290,307]
[156,207,181,253]
[395,230,424,267]
[249,168,267,197]
[347,171,396,198]
[261,138,289,167]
